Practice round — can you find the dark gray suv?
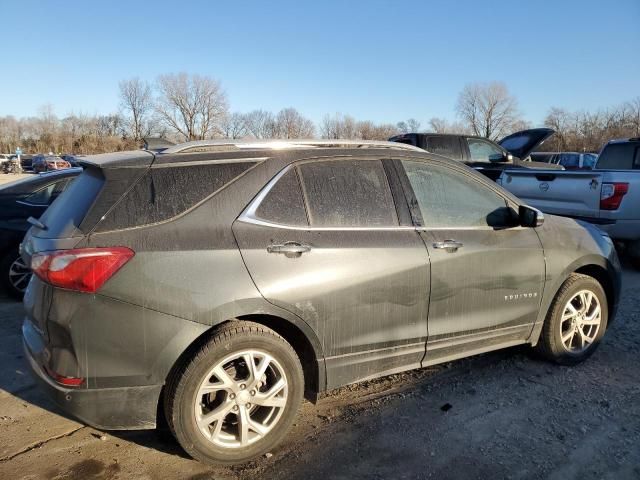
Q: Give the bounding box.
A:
[21,140,621,465]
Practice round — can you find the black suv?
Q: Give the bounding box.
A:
[390,128,561,180]
[22,140,620,465]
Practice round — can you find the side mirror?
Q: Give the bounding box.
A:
[488,152,513,163]
[519,205,544,228]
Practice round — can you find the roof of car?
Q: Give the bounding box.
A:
[79,139,426,168]
[160,139,424,154]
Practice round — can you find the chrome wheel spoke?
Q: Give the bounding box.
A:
[560,289,601,354]
[561,329,575,345]
[253,377,287,407]
[238,406,250,446]
[194,349,288,449]
[197,401,234,430]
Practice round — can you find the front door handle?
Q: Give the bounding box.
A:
[267,242,311,256]
[433,239,463,253]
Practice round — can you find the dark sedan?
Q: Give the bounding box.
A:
[0,168,80,298]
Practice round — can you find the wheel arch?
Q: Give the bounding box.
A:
[573,264,616,320]
[529,256,619,346]
[158,306,326,428]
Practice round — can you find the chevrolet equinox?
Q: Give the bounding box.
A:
[21,140,621,464]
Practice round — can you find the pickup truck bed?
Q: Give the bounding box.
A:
[497,168,640,240]
[497,138,640,267]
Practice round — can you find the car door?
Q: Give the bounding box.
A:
[394,157,546,364]
[233,157,431,389]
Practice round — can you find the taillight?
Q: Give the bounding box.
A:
[600,182,629,210]
[31,247,134,293]
[44,365,84,387]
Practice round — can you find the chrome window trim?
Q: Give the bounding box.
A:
[238,162,529,233]
[238,164,415,232]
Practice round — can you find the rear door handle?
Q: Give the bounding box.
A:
[433,240,463,253]
[267,242,311,255]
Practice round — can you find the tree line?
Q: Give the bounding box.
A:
[0,73,637,155]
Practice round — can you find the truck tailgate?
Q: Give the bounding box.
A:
[498,169,603,219]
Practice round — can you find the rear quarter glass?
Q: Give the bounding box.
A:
[34,167,105,239]
[93,162,257,232]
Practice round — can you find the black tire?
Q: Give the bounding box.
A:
[535,273,608,365]
[626,240,640,270]
[164,321,304,465]
[0,248,30,300]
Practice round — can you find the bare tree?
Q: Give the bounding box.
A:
[274,108,315,138]
[119,78,153,141]
[397,118,421,133]
[456,82,521,140]
[243,109,278,139]
[428,117,470,134]
[219,112,249,139]
[155,73,229,141]
[625,97,640,137]
[320,113,358,139]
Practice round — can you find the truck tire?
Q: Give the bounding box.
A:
[535,273,608,365]
[165,321,304,465]
[626,240,640,270]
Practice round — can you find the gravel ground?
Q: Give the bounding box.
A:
[0,266,638,479]
[0,173,33,185]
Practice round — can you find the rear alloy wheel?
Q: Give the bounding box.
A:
[165,322,303,465]
[1,249,31,300]
[536,273,608,365]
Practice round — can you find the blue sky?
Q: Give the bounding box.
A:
[0,0,638,127]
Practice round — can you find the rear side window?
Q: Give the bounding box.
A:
[298,160,398,227]
[25,183,57,205]
[597,143,638,169]
[467,138,503,162]
[95,162,256,232]
[425,136,462,160]
[401,160,509,228]
[255,168,308,226]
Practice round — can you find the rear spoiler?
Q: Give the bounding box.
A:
[76,151,156,169]
[143,137,176,152]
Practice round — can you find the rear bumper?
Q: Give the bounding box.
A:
[23,320,161,430]
[597,219,640,241]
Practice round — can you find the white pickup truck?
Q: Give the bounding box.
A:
[498,137,640,267]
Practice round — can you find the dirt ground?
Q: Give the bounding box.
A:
[1,267,639,479]
[0,173,33,185]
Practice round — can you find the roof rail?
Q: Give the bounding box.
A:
[160,139,424,154]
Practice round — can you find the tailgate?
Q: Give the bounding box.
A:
[498,169,603,218]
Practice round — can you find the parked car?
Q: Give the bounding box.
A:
[389,128,563,181]
[0,168,80,298]
[60,154,84,167]
[530,152,598,170]
[22,140,620,465]
[32,154,72,173]
[498,137,640,267]
[0,154,12,166]
[19,154,35,172]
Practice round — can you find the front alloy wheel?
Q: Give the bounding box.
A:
[560,290,602,353]
[536,273,608,365]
